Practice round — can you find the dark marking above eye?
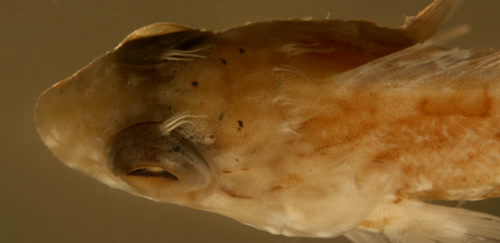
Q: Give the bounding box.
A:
[191,81,198,87]
[270,186,283,192]
[239,48,245,54]
[220,59,226,65]
[238,120,243,128]
[127,167,179,181]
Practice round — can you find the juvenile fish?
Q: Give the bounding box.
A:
[35,0,500,242]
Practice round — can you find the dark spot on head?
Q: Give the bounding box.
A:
[219,112,224,121]
[393,198,402,204]
[191,81,198,87]
[222,170,232,174]
[220,59,226,65]
[239,48,245,54]
[238,120,243,127]
[270,186,283,192]
[173,146,180,152]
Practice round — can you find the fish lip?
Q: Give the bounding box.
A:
[34,77,71,151]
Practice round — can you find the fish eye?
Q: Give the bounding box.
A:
[107,122,211,197]
[127,166,179,180]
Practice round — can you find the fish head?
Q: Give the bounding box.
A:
[34,23,222,201]
[34,19,410,236]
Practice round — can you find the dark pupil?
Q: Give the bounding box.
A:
[127,168,179,181]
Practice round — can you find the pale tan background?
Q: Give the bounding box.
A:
[2,0,500,242]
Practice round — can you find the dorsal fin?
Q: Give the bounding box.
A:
[398,0,463,43]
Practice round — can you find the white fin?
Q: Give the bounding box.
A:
[344,230,391,243]
[336,42,500,90]
[428,24,470,46]
[398,0,463,43]
[119,23,196,44]
[352,200,500,243]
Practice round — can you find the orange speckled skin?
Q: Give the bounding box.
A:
[35,0,500,242]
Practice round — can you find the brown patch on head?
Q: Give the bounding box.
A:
[270,186,283,192]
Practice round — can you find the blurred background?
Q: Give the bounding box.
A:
[2,0,500,242]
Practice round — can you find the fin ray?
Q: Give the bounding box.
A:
[353,200,500,243]
[398,0,464,43]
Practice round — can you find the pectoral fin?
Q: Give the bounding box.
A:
[348,199,500,243]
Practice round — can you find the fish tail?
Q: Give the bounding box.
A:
[345,199,500,243]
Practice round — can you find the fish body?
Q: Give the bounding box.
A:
[35,0,500,242]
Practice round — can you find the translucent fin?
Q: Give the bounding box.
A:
[119,23,196,45]
[344,230,391,243]
[428,24,470,46]
[398,0,463,43]
[392,203,500,243]
[354,200,500,243]
[337,42,500,92]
